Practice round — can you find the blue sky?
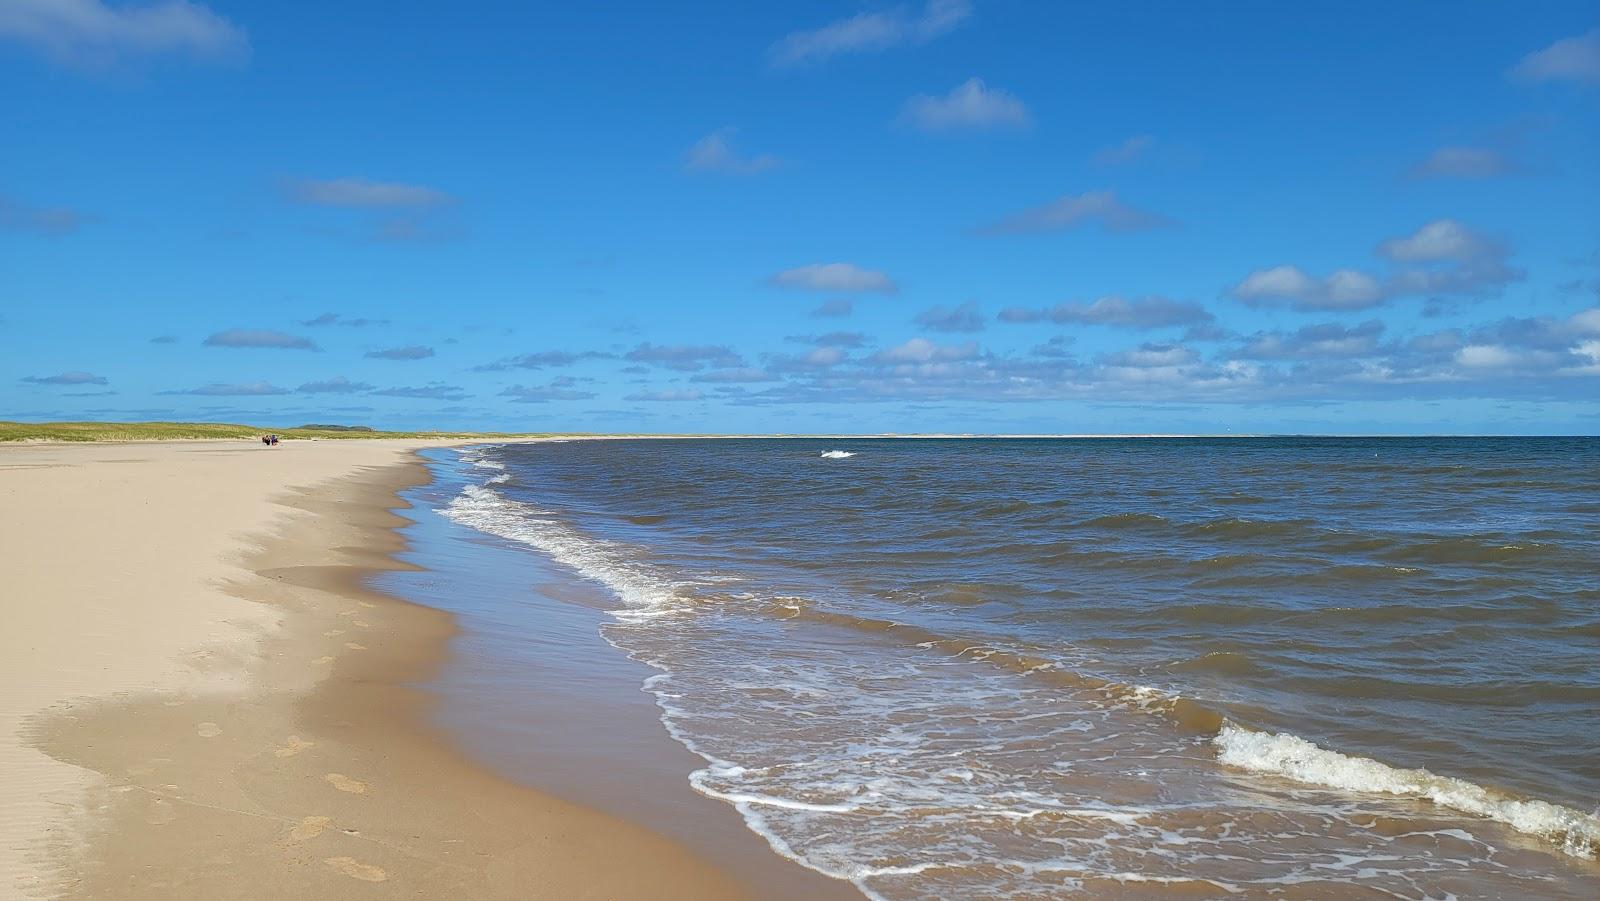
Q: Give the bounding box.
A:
[3,1,1598,434]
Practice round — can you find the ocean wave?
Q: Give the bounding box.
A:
[443,483,691,619]
[1215,723,1600,859]
[821,450,856,459]
[436,447,1600,889]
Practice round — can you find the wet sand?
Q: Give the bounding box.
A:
[0,440,848,899]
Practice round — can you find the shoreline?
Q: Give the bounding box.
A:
[0,440,817,898]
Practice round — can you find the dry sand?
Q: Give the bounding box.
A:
[0,440,836,899]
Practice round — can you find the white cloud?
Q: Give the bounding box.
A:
[1409,146,1519,180]
[914,301,985,332]
[689,368,779,384]
[21,371,107,385]
[770,262,897,294]
[1236,221,1522,312]
[1376,219,1499,263]
[624,388,704,402]
[298,377,373,394]
[899,78,1029,131]
[1100,343,1199,368]
[624,343,744,371]
[1235,320,1386,361]
[1000,295,1213,329]
[872,338,978,364]
[1512,29,1600,85]
[365,345,435,361]
[978,190,1174,235]
[287,177,452,208]
[162,381,290,396]
[501,382,598,403]
[1233,266,1385,311]
[769,0,970,67]
[1456,344,1517,368]
[203,328,318,350]
[0,0,247,66]
[684,128,781,175]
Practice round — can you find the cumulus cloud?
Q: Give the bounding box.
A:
[1234,220,1522,312]
[769,0,970,67]
[297,377,374,394]
[788,331,870,348]
[767,346,851,372]
[810,298,855,318]
[1099,342,1200,369]
[689,368,779,384]
[0,195,86,235]
[712,306,1600,407]
[303,313,389,327]
[1234,320,1387,361]
[977,190,1174,236]
[21,371,107,386]
[914,301,985,332]
[1409,146,1520,180]
[475,350,611,371]
[365,345,434,360]
[1375,219,1498,263]
[624,343,744,371]
[624,388,704,402]
[286,177,452,208]
[371,384,469,401]
[1092,135,1153,166]
[999,295,1213,329]
[500,382,598,403]
[1511,29,1600,85]
[1233,266,1385,311]
[203,328,318,350]
[685,128,781,174]
[0,0,248,67]
[161,381,290,396]
[770,262,898,294]
[871,338,979,364]
[899,78,1029,131]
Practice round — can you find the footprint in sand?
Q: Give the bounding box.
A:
[275,736,315,758]
[196,722,222,738]
[324,856,387,882]
[323,629,345,638]
[289,815,331,842]
[344,642,367,651]
[145,798,176,826]
[352,620,371,628]
[324,773,367,794]
[357,600,377,609]
[312,656,335,666]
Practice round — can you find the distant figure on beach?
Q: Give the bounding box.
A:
[262,434,279,447]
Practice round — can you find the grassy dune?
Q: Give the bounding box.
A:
[0,421,560,443]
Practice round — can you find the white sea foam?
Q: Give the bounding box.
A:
[443,482,690,618]
[1214,722,1600,859]
[820,450,856,459]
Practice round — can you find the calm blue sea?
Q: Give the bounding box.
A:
[435,437,1600,899]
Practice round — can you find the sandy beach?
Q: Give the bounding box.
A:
[0,439,832,899]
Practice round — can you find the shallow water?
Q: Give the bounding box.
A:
[441,437,1600,898]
